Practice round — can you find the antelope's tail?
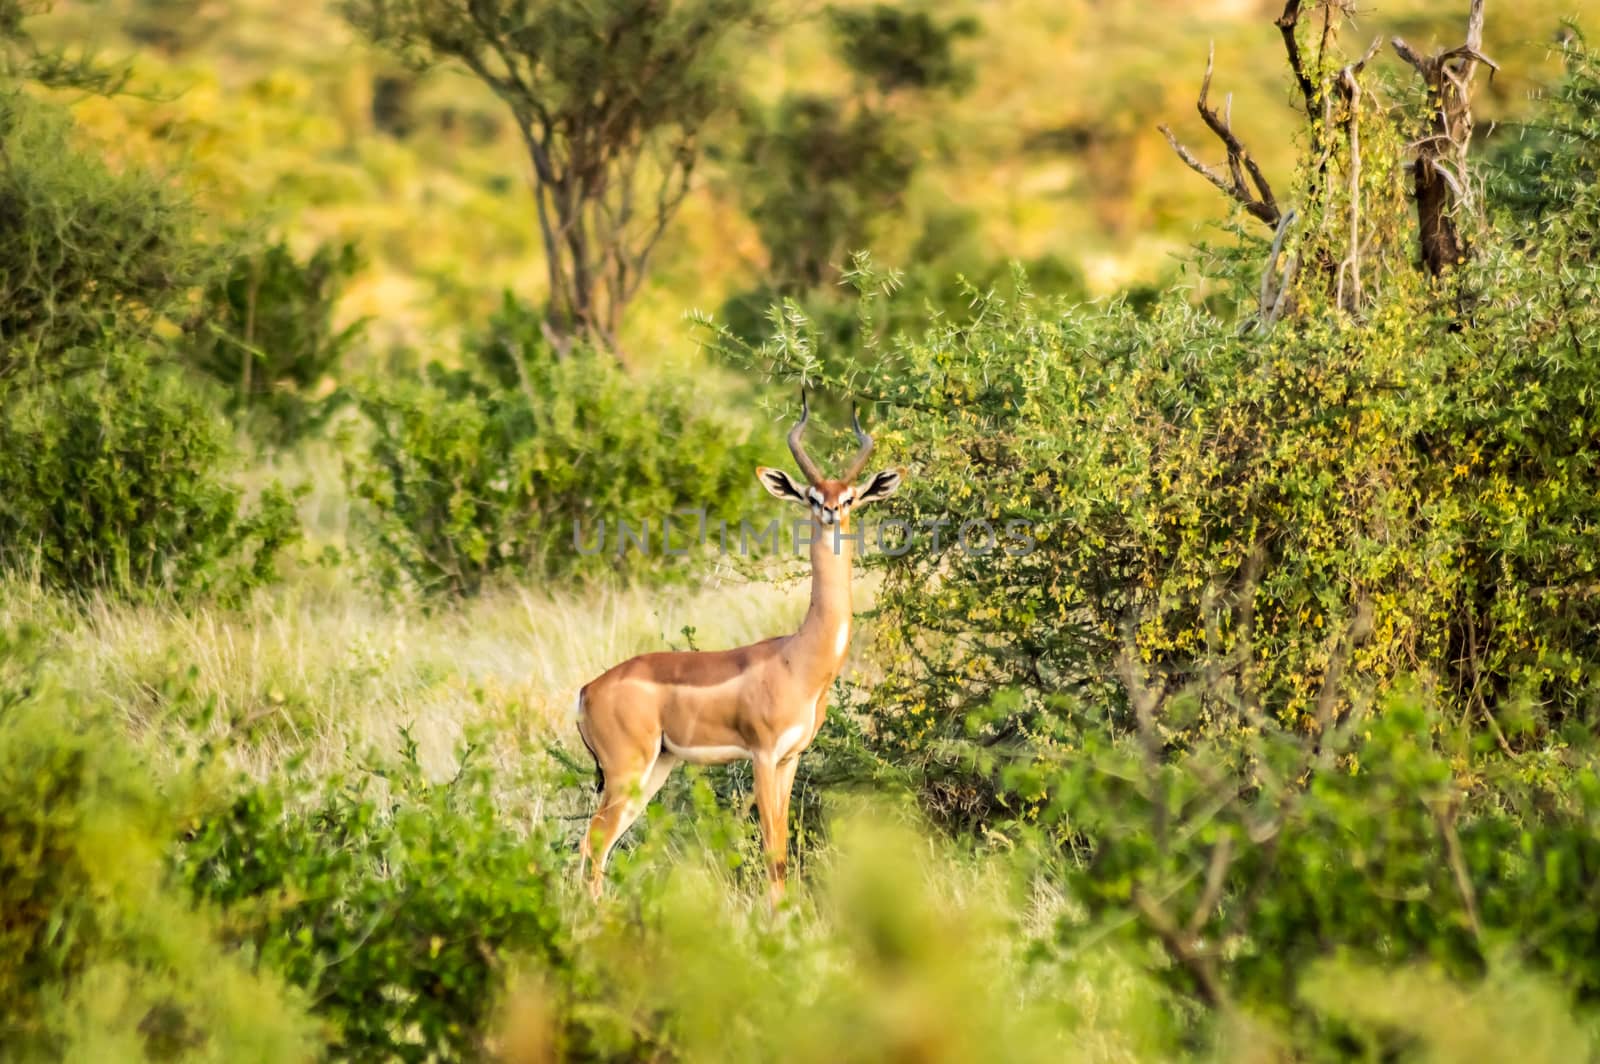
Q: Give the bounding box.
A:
[573,685,604,795]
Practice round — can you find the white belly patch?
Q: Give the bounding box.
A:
[662,735,751,765]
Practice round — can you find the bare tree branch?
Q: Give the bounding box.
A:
[1433,799,1485,941]
[1334,37,1383,314]
[1188,834,1236,938]
[1276,0,1317,116]
[1159,44,1281,226]
[1132,886,1230,1008]
[1256,207,1298,328]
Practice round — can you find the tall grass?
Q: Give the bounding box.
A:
[0,571,805,783]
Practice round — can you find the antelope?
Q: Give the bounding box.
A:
[574,392,905,905]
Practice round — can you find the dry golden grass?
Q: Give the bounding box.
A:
[0,571,810,784]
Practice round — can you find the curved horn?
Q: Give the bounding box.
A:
[787,389,824,485]
[841,402,874,482]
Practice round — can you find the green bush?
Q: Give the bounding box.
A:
[347,297,761,597]
[697,29,1600,1038]
[1036,687,1600,1025]
[709,33,1600,826]
[0,19,299,603]
[0,351,300,600]
[0,625,317,1062]
[181,238,366,444]
[176,735,582,1063]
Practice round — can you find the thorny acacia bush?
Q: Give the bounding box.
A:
[347,297,761,598]
[1034,686,1600,1024]
[0,51,299,602]
[713,27,1600,811]
[0,89,204,386]
[705,21,1600,1027]
[177,734,583,1064]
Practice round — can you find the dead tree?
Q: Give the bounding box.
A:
[1392,0,1497,276]
[1159,1,1351,232]
[1163,0,1499,316]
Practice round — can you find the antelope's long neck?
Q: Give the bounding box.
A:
[794,518,854,679]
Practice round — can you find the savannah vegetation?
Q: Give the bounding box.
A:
[3,0,1600,1060]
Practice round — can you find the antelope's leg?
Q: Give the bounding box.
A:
[752,755,789,907]
[584,749,676,900]
[630,751,678,835]
[583,786,631,901]
[776,754,800,852]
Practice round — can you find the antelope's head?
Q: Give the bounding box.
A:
[756,391,905,528]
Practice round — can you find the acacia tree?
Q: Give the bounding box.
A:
[346,0,769,361]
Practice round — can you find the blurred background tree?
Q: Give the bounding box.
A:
[736,5,978,296]
[180,238,366,444]
[344,0,774,362]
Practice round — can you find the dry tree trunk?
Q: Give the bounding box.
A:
[1392,0,1497,276]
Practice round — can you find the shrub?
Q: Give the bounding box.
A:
[1032,685,1600,1032]
[0,350,300,600]
[0,624,317,1061]
[708,34,1600,826]
[526,813,1164,1064]
[696,27,1600,1041]
[347,297,761,597]
[181,238,366,444]
[176,735,580,1063]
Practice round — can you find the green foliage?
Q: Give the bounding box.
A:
[0,0,129,93]
[177,736,576,1063]
[347,297,761,597]
[0,88,203,385]
[1295,960,1596,1062]
[711,32,1600,819]
[0,625,317,1061]
[532,813,1170,1064]
[728,4,980,303]
[1037,688,1600,1023]
[0,350,300,600]
[181,238,366,443]
[695,33,1600,1040]
[1491,28,1600,228]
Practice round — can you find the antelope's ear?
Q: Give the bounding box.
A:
[855,467,905,507]
[756,466,809,504]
